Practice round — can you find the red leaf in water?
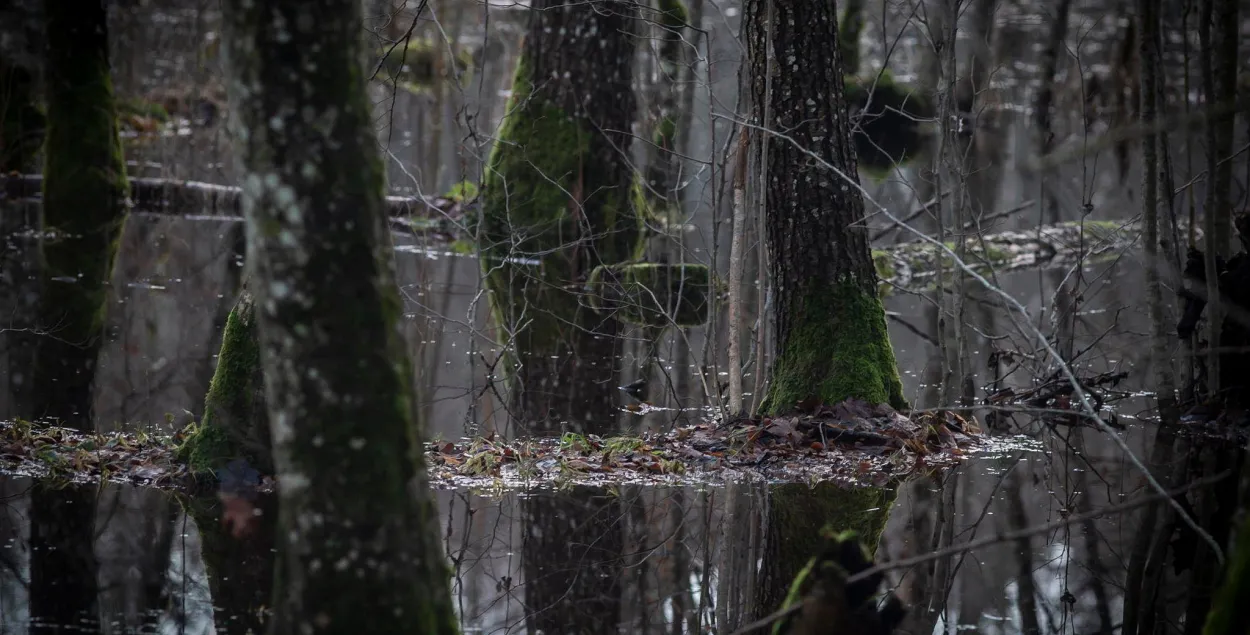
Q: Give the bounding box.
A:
[440,442,455,454]
[219,493,260,539]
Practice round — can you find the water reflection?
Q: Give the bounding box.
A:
[1,446,1149,635]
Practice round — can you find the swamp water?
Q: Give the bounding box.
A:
[0,214,1159,633]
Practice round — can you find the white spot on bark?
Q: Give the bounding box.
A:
[272,411,295,444]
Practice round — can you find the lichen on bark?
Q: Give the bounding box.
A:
[28,0,129,427]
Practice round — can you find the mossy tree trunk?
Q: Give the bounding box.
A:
[479,0,644,433]
[220,1,456,632]
[746,0,904,415]
[743,0,905,624]
[28,0,129,427]
[482,2,642,631]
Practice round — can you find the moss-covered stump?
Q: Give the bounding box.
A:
[477,0,645,432]
[0,57,45,173]
[586,262,710,327]
[373,38,473,91]
[845,71,933,176]
[176,290,270,476]
[756,482,897,621]
[28,0,129,426]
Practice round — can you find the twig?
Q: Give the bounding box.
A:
[725,111,1228,565]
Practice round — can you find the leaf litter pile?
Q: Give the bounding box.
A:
[428,398,991,489]
[0,419,191,488]
[0,398,1000,492]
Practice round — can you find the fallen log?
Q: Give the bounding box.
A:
[3,172,467,221]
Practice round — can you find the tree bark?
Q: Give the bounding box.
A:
[219,0,456,632]
[744,0,905,416]
[29,0,129,428]
[743,0,905,623]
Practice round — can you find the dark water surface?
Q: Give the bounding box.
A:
[4,0,1245,632]
[0,229,1159,633]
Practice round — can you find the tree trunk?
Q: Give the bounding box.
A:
[743,0,905,624]
[481,2,641,630]
[478,0,644,434]
[29,0,129,427]
[745,0,906,416]
[219,1,456,632]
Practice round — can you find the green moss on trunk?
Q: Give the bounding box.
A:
[221,0,457,631]
[761,278,906,415]
[476,2,643,432]
[29,0,129,427]
[176,290,270,475]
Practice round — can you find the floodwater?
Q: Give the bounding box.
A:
[2,0,1247,633]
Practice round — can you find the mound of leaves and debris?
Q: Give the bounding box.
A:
[0,398,994,492]
[0,419,192,488]
[426,398,988,489]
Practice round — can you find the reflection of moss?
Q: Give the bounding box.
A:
[478,51,647,362]
[845,70,933,175]
[587,262,710,327]
[758,481,897,620]
[374,38,473,90]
